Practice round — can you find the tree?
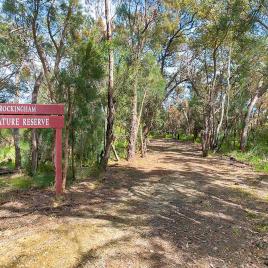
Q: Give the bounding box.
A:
[100,0,116,170]
[30,72,43,175]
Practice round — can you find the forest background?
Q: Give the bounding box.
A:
[0,0,267,191]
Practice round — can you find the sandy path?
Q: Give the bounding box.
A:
[0,139,267,267]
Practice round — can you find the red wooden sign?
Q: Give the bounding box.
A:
[0,103,64,115]
[0,115,64,128]
[0,104,64,194]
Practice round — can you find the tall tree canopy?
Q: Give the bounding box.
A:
[0,0,267,189]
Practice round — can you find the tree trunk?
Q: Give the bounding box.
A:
[193,127,198,142]
[13,72,21,170]
[141,121,151,158]
[140,127,144,157]
[202,102,213,157]
[213,92,226,150]
[112,144,120,161]
[71,127,75,180]
[182,108,191,135]
[201,116,210,157]
[219,47,232,150]
[31,72,43,175]
[201,47,217,157]
[101,0,115,170]
[62,88,73,190]
[127,79,138,160]
[137,89,147,133]
[13,129,21,170]
[62,125,70,189]
[240,93,259,151]
[233,126,236,149]
[141,126,149,158]
[140,100,159,157]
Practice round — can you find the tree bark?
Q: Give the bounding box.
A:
[13,72,21,170]
[137,89,147,133]
[240,79,267,152]
[137,89,148,157]
[182,108,190,135]
[201,47,217,157]
[71,127,75,180]
[101,0,116,170]
[112,144,120,161]
[140,126,149,158]
[140,99,160,157]
[140,127,144,157]
[219,46,232,150]
[240,93,259,151]
[213,92,226,150]
[127,79,138,160]
[201,113,210,157]
[62,125,70,190]
[13,128,21,170]
[62,87,73,190]
[30,72,43,175]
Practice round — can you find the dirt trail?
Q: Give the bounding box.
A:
[0,139,267,268]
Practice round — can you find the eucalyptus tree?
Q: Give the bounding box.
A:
[114,0,159,160]
[100,0,115,170]
[139,53,165,156]
[236,37,267,151]
[0,6,32,169]
[176,0,268,156]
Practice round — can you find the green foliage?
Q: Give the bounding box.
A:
[0,0,267,191]
[256,221,268,233]
[179,133,200,143]
[227,151,268,173]
[0,170,54,191]
[32,172,54,188]
[220,126,268,172]
[114,138,128,159]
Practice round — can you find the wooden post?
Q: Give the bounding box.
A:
[55,128,63,194]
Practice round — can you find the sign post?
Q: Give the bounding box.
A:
[55,128,62,194]
[0,103,64,194]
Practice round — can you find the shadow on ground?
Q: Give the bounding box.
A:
[0,139,267,267]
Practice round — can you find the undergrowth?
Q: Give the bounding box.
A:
[220,127,268,173]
